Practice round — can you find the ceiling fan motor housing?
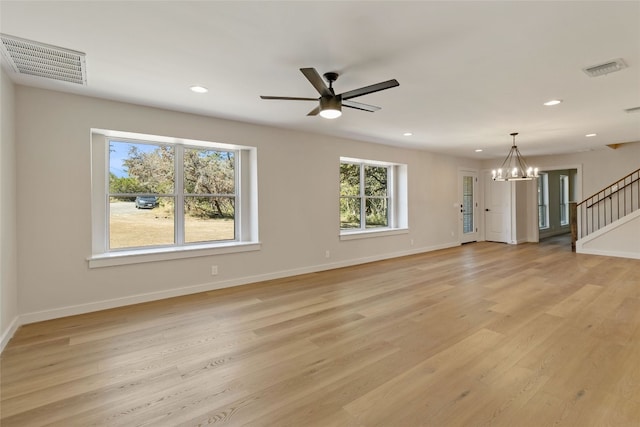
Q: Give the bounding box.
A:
[320,94,342,110]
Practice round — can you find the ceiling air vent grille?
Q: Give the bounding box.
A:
[582,58,627,77]
[0,33,86,85]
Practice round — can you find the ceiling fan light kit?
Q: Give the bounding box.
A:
[260,67,399,119]
[492,133,538,181]
[319,95,342,119]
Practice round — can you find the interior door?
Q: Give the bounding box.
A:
[484,172,511,243]
[459,170,478,243]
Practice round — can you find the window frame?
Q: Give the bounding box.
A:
[339,157,408,240]
[559,174,569,226]
[89,129,260,268]
[538,172,550,230]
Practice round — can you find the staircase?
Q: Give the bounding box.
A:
[572,167,640,259]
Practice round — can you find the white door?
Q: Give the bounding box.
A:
[459,170,478,243]
[484,172,511,243]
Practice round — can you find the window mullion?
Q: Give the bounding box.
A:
[387,166,393,228]
[175,145,185,245]
[234,150,240,242]
[360,163,366,230]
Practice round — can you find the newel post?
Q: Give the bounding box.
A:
[570,202,577,252]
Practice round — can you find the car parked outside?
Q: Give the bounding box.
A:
[135,196,158,209]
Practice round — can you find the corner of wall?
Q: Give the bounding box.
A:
[0,67,20,352]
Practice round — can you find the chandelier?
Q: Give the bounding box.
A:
[492,132,538,181]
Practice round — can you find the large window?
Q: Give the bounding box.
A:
[91,130,258,266]
[538,173,549,229]
[108,140,236,249]
[339,158,407,235]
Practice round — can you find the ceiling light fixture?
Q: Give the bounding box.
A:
[190,85,208,93]
[403,132,413,136]
[544,99,562,106]
[319,96,342,119]
[585,133,597,137]
[492,132,538,181]
[475,149,483,152]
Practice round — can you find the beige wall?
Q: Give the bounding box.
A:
[7,83,638,336]
[526,144,640,200]
[1,68,18,348]
[578,211,640,259]
[14,85,478,321]
[481,142,640,245]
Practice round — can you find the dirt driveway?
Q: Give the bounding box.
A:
[109,201,234,249]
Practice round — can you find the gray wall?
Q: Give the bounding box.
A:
[539,169,576,239]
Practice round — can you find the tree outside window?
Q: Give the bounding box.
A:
[108,140,236,250]
[340,161,389,230]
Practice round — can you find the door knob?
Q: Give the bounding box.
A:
[485,208,490,211]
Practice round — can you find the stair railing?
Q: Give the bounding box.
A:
[573,167,640,247]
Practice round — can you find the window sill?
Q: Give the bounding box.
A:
[88,241,261,268]
[339,227,409,241]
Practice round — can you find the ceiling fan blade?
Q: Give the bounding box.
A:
[260,96,318,101]
[307,105,321,116]
[340,79,399,100]
[343,100,381,112]
[300,68,331,96]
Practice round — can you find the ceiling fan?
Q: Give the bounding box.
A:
[260,67,399,119]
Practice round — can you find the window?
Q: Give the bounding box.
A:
[538,173,549,229]
[339,157,407,237]
[462,175,474,234]
[559,174,569,226]
[90,129,259,267]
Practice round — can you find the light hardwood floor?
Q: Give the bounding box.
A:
[2,238,640,426]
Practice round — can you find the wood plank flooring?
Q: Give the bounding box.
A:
[2,237,640,426]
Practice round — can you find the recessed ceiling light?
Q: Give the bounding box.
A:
[585,133,597,137]
[475,149,483,152]
[544,99,562,106]
[403,132,413,136]
[190,85,208,93]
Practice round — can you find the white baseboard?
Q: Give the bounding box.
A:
[0,315,20,353]
[576,248,640,260]
[18,242,460,327]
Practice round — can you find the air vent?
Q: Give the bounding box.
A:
[582,58,627,77]
[624,106,640,114]
[0,33,86,85]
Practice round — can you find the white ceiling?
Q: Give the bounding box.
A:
[1,1,639,159]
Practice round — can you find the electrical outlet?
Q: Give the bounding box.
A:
[325,250,330,258]
[211,265,218,275]
[410,239,414,246]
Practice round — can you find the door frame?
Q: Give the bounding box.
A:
[482,170,512,243]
